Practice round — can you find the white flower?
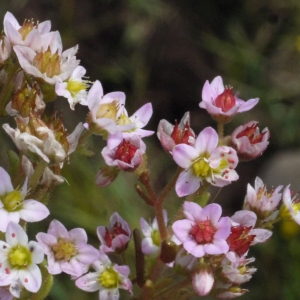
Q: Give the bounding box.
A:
[0,222,44,293]
[0,167,49,232]
[3,122,84,165]
[55,66,89,110]
[75,252,132,300]
[14,31,79,85]
[3,11,51,51]
[140,210,167,255]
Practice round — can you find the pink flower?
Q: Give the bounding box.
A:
[172,127,239,197]
[140,210,168,255]
[0,167,49,232]
[97,212,131,253]
[231,121,270,160]
[157,111,195,153]
[243,177,282,221]
[228,210,272,256]
[101,135,146,171]
[36,220,99,277]
[172,202,231,257]
[200,76,259,123]
[75,251,132,300]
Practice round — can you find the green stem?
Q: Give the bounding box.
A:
[139,171,168,241]
[217,121,224,143]
[259,216,282,229]
[28,160,48,191]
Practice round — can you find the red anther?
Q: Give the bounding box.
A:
[12,233,15,238]
[227,158,234,164]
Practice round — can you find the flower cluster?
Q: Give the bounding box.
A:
[0,10,298,300]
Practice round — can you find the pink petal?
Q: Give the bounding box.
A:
[194,127,218,154]
[129,103,153,128]
[172,219,194,243]
[183,202,203,222]
[68,228,88,245]
[237,98,259,112]
[175,170,201,197]
[47,220,69,239]
[172,144,198,169]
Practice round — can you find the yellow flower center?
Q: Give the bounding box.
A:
[2,191,23,212]
[151,230,161,247]
[116,112,132,126]
[33,47,61,77]
[52,239,77,261]
[192,158,210,177]
[67,81,88,96]
[9,245,32,268]
[99,267,119,289]
[96,100,119,120]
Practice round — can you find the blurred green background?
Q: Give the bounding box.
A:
[1,0,300,299]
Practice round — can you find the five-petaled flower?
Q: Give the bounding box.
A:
[172,202,231,257]
[0,222,44,294]
[0,167,49,232]
[97,212,131,253]
[199,76,259,123]
[36,219,99,277]
[140,210,168,255]
[157,111,195,153]
[75,251,132,300]
[172,126,239,197]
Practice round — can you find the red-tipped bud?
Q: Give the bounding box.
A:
[231,121,270,161]
[215,87,236,112]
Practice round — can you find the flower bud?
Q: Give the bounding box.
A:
[157,112,195,153]
[192,265,214,296]
[231,121,269,161]
[95,166,120,187]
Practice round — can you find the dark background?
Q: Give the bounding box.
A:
[1,0,300,299]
